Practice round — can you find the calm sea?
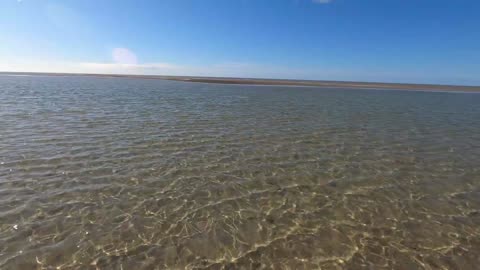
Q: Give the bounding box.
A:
[1,75,479,269]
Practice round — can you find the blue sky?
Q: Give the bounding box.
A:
[1,0,479,85]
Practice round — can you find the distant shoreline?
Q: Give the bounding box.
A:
[1,71,480,92]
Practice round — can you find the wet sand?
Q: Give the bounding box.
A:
[1,71,480,92]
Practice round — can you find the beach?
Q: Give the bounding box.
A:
[2,72,480,92]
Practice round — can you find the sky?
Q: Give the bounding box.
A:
[1,0,479,85]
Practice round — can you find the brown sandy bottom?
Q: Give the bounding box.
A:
[0,75,479,269]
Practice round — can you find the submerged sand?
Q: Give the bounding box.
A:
[1,71,480,92]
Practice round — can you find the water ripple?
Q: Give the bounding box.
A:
[0,75,479,269]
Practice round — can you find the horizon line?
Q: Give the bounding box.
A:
[1,71,480,92]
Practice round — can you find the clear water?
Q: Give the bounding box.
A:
[1,75,479,269]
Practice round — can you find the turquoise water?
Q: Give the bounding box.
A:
[1,75,479,269]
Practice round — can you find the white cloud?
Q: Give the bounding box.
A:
[3,59,479,85]
[0,59,348,80]
[312,0,332,4]
[112,48,138,65]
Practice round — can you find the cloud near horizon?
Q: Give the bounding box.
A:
[1,46,477,85]
[0,58,355,81]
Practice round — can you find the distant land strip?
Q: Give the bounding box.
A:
[1,71,480,92]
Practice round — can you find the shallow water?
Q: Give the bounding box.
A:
[1,75,479,269]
